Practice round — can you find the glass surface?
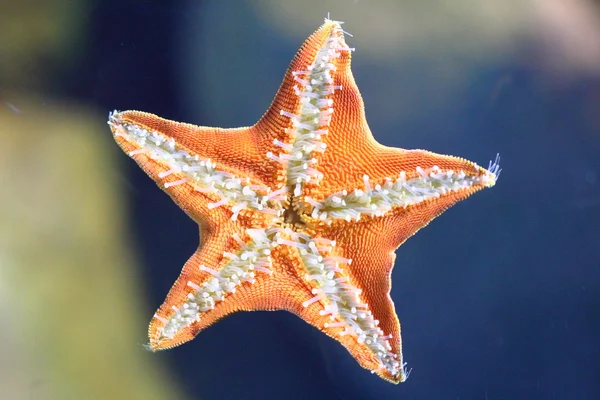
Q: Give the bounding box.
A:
[1,1,599,399]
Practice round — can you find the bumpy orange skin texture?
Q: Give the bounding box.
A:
[109,20,496,384]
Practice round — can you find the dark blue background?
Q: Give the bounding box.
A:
[75,1,600,399]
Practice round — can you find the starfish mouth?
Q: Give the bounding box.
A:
[283,194,306,227]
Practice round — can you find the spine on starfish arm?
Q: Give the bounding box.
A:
[266,19,354,207]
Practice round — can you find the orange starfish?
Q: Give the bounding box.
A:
[108,18,499,383]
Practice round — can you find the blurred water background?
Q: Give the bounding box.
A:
[1,1,599,399]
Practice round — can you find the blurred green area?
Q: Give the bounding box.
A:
[0,1,86,92]
[0,1,186,399]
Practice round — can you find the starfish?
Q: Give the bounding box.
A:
[107,18,499,383]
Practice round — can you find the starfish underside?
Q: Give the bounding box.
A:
[108,19,499,383]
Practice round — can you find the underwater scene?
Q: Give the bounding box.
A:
[1,1,599,399]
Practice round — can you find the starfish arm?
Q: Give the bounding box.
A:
[255,19,350,149]
[108,111,288,222]
[334,234,405,384]
[289,19,383,199]
[147,219,288,349]
[254,19,359,197]
[110,111,272,181]
[307,151,499,223]
[282,221,406,383]
[148,224,328,350]
[147,216,238,350]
